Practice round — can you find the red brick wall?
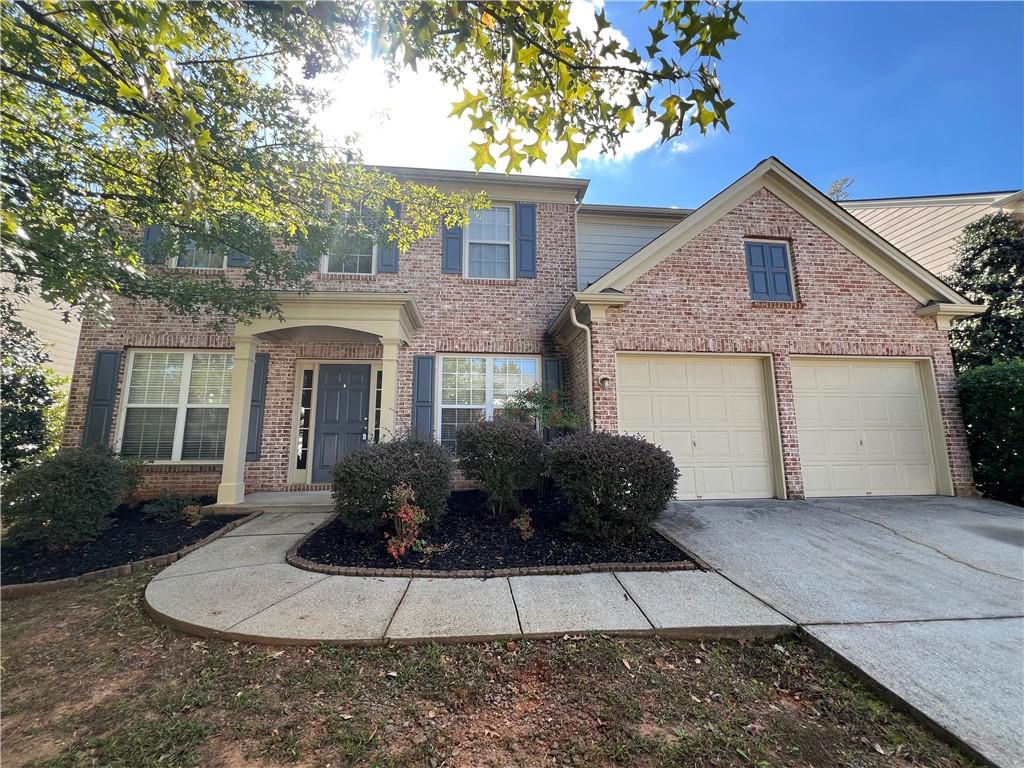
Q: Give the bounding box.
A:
[589,188,975,497]
[63,202,578,494]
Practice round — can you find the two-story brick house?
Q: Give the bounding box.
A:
[63,157,984,504]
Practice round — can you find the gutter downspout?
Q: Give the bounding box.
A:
[568,305,594,431]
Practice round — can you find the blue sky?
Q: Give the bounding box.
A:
[584,1,1024,207]
[317,2,1022,208]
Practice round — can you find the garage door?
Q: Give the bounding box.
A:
[792,358,937,496]
[618,355,776,500]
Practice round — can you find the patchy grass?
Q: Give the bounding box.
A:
[2,573,975,768]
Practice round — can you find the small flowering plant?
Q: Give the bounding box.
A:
[504,386,577,430]
[383,483,427,561]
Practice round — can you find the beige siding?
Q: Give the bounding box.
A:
[842,192,1021,275]
[4,283,81,386]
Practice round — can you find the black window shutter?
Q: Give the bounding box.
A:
[411,355,435,439]
[516,203,537,278]
[378,199,401,273]
[227,247,251,268]
[81,350,122,447]
[441,222,463,274]
[745,242,772,301]
[140,224,165,264]
[541,357,564,443]
[246,353,269,461]
[766,243,794,301]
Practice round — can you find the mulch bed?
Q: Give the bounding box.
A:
[1,497,244,585]
[298,489,692,571]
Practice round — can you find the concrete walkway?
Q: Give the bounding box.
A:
[656,496,1024,768]
[144,509,792,645]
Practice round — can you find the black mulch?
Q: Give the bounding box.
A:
[299,489,693,571]
[1,497,245,585]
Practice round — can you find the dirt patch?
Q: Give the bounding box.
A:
[300,489,692,571]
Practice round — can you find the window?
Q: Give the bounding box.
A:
[322,225,375,275]
[119,351,233,461]
[438,355,539,450]
[745,240,795,302]
[466,206,513,279]
[175,241,226,270]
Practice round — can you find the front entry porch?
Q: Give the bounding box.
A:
[216,292,423,505]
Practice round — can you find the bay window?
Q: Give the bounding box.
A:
[438,355,539,450]
[119,350,234,461]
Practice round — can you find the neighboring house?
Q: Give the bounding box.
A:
[844,190,1024,274]
[62,157,984,504]
[2,278,82,387]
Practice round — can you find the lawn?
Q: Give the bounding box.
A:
[2,573,975,768]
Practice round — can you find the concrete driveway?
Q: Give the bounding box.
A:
[656,496,1024,768]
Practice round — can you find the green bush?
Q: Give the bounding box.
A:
[958,359,1024,504]
[142,492,197,523]
[4,447,140,551]
[456,419,545,518]
[547,432,678,541]
[333,437,453,533]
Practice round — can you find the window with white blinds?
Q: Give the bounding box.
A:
[119,350,234,461]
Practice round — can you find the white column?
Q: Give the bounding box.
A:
[217,336,256,505]
[378,338,400,440]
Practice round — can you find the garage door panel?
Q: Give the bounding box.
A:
[618,355,775,501]
[793,359,936,497]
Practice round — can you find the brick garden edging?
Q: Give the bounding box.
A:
[1,511,262,600]
[285,517,700,579]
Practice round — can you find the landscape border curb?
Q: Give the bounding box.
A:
[1,511,262,600]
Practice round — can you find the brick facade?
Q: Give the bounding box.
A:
[63,184,975,500]
[588,188,975,497]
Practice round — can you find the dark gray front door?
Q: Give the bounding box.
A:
[312,364,370,483]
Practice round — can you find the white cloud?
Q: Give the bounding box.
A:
[307,0,675,175]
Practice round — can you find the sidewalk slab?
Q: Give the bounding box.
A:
[146,563,325,631]
[154,534,296,580]
[231,575,408,643]
[224,512,332,537]
[808,618,1024,768]
[616,571,793,638]
[510,572,652,638]
[386,577,519,643]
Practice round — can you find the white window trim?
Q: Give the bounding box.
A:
[434,353,542,443]
[320,243,378,276]
[172,241,227,270]
[743,237,798,302]
[114,349,233,464]
[464,204,516,280]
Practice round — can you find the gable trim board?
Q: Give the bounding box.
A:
[581,157,982,317]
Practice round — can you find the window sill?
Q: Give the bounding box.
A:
[140,462,223,474]
[320,272,377,281]
[750,300,803,310]
[458,277,518,285]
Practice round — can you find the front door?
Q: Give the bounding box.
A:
[312,364,370,483]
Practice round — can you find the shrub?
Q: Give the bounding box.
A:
[4,446,140,551]
[142,492,198,524]
[333,436,453,533]
[383,483,427,560]
[504,386,578,430]
[958,359,1024,504]
[456,419,545,518]
[547,432,678,541]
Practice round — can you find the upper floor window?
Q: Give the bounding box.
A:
[323,228,375,275]
[467,206,513,279]
[174,240,226,270]
[118,350,234,462]
[745,240,795,302]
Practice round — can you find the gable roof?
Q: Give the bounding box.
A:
[582,157,978,314]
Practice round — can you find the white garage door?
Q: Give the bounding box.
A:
[618,355,776,500]
[792,358,937,497]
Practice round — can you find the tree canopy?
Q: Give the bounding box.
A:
[947,212,1024,372]
[2,1,744,325]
